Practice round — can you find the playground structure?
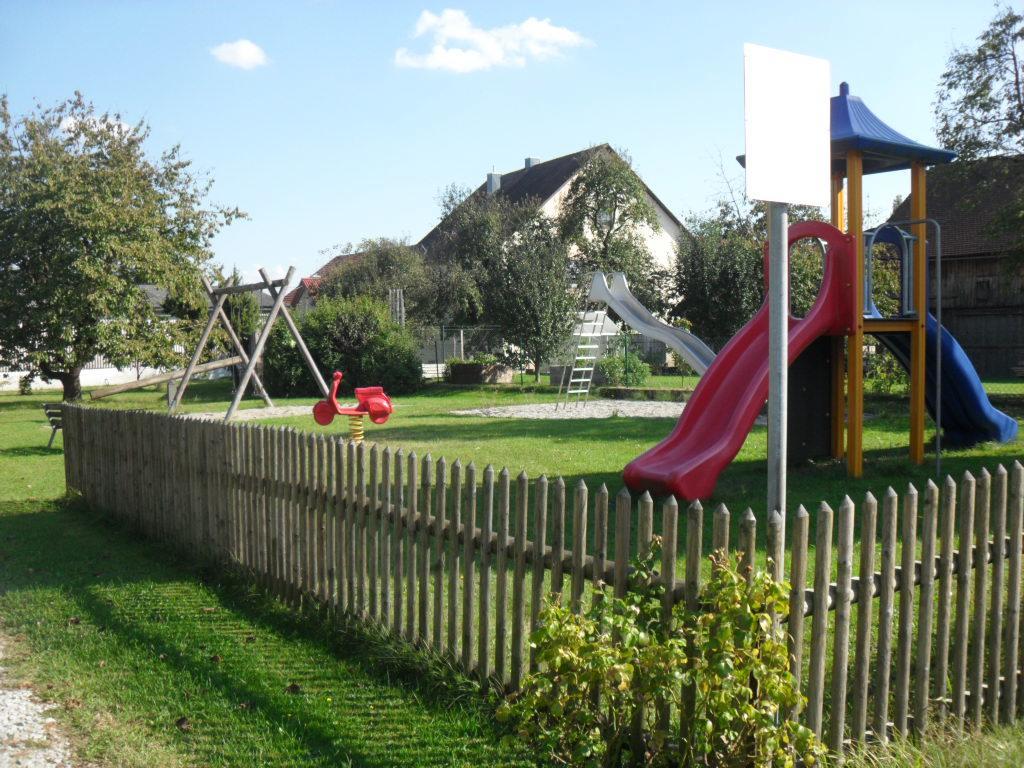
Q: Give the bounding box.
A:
[313,370,394,442]
[172,267,329,421]
[588,272,716,374]
[624,82,1017,501]
[87,267,328,419]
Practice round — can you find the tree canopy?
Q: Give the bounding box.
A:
[0,93,241,399]
[318,238,432,322]
[934,5,1023,256]
[557,149,670,314]
[484,210,576,379]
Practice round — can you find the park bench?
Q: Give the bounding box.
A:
[42,402,62,448]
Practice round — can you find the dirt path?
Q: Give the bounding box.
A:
[0,638,76,768]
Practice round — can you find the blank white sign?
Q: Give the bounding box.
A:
[744,43,831,207]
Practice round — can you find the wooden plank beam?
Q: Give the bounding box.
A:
[209,278,287,296]
[89,356,243,399]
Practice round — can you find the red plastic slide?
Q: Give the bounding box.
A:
[623,221,856,501]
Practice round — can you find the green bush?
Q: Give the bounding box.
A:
[596,352,650,387]
[497,545,823,768]
[263,296,422,397]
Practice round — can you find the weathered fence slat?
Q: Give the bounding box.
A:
[478,465,494,685]
[1002,462,1023,723]
[913,480,939,735]
[952,471,977,728]
[969,469,991,726]
[988,465,1007,724]
[493,469,510,686]
[405,452,418,643]
[851,492,878,743]
[571,481,590,614]
[432,457,447,652]
[828,496,855,752]
[808,502,834,740]
[461,463,477,674]
[448,460,462,661]
[510,471,528,690]
[788,505,809,722]
[529,476,548,672]
[935,476,957,722]
[895,484,919,736]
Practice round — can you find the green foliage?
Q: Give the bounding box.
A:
[934,6,1024,259]
[485,212,577,380]
[0,93,242,400]
[558,149,668,316]
[675,197,827,347]
[498,545,823,768]
[318,238,432,322]
[427,184,536,326]
[935,6,1023,161]
[263,296,422,397]
[597,336,651,387]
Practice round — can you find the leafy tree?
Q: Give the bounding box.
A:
[558,149,669,314]
[484,212,576,380]
[263,295,421,397]
[674,194,827,350]
[934,5,1024,254]
[318,238,432,321]
[0,93,241,399]
[427,184,536,325]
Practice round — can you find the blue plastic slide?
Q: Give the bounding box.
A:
[871,313,1018,447]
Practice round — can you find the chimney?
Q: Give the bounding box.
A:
[486,172,502,196]
[524,157,541,169]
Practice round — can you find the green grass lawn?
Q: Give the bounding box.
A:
[6,375,1024,766]
[0,391,523,767]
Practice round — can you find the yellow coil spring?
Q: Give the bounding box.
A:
[348,414,365,443]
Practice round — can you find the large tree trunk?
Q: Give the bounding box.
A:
[58,369,83,401]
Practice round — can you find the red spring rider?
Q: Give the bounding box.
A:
[312,371,393,442]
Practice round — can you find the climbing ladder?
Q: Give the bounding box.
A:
[557,309,608,409]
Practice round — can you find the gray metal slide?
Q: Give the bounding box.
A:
[588,272,716,375]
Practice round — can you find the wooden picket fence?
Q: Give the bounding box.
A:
[62,404,1024,754]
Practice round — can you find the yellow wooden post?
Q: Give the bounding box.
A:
[909,162,927,464]
[830,173,846,459]
[847,152,864,477]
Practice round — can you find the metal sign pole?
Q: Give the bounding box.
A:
[766,201,788,580]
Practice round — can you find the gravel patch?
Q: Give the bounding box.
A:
[0,639,76,767]
[451,399,687,420]
[185,404,314,421]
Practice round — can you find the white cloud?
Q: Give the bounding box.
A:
[211,39,269,70]
[395,9,590,73]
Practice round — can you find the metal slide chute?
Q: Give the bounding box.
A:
[588,272,716,375]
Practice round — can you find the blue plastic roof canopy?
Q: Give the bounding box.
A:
[737,82,956,175]
[830,82,955,174]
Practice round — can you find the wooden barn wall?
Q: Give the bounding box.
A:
[929,253,1024,377]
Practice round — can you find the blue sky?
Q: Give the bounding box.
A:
[1,1,999,282]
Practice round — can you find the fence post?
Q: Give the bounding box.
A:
[529,476,549,671]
